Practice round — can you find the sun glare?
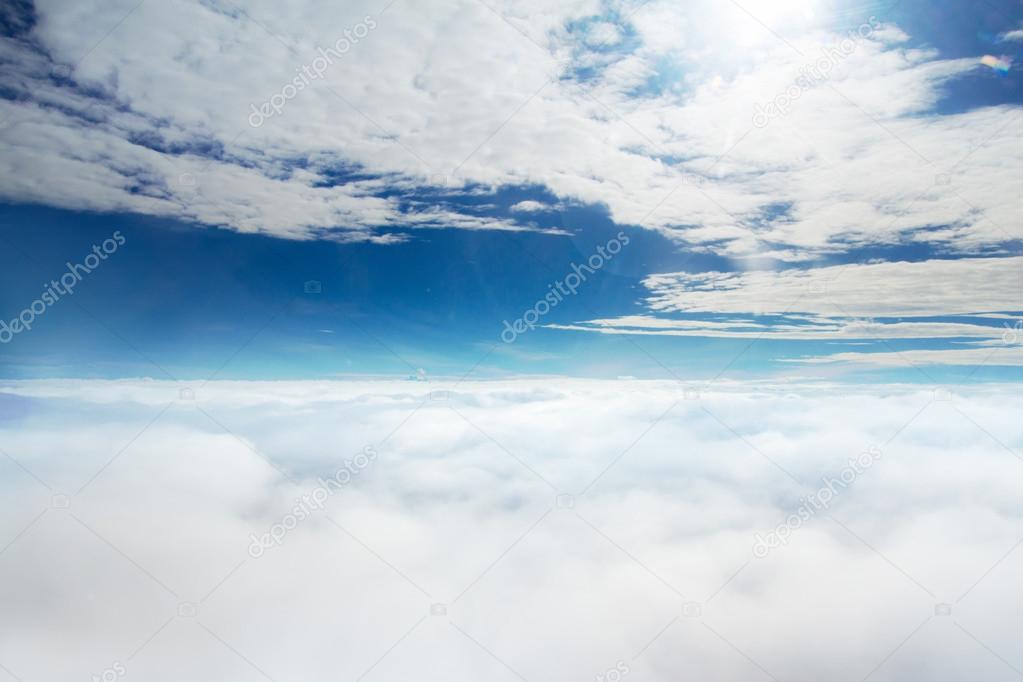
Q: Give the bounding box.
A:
[741,0,818,24]
[724,0,822,47]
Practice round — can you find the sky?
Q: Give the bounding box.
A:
[2,1,1023,681]
[0,0,1021,383]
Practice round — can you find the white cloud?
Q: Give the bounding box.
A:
[0,0,1018,253]
[556,257,1023,364]
[999,29,1023,42]
[549,316,1014,340]
[787,345,1023,367]
[509,199,555,213]
[642,256,1023,316]
[0,379,1022,680]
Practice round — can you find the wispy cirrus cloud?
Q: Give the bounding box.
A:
[553,256,1023,365]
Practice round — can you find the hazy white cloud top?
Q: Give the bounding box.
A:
[1,379,1022,681]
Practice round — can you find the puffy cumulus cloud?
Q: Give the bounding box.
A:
[1,379,1023,681]
[0,0,1019,253]
[509,199,557,213]
[553,257,1023,365]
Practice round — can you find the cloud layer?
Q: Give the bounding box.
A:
[0,0,1019,255]
[1,379,1022,681]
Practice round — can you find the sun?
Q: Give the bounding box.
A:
[726,0,823,47]
[740,0,819,24]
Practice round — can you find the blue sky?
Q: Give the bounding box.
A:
[0,0,1021,382]
[5,4,1023,680]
